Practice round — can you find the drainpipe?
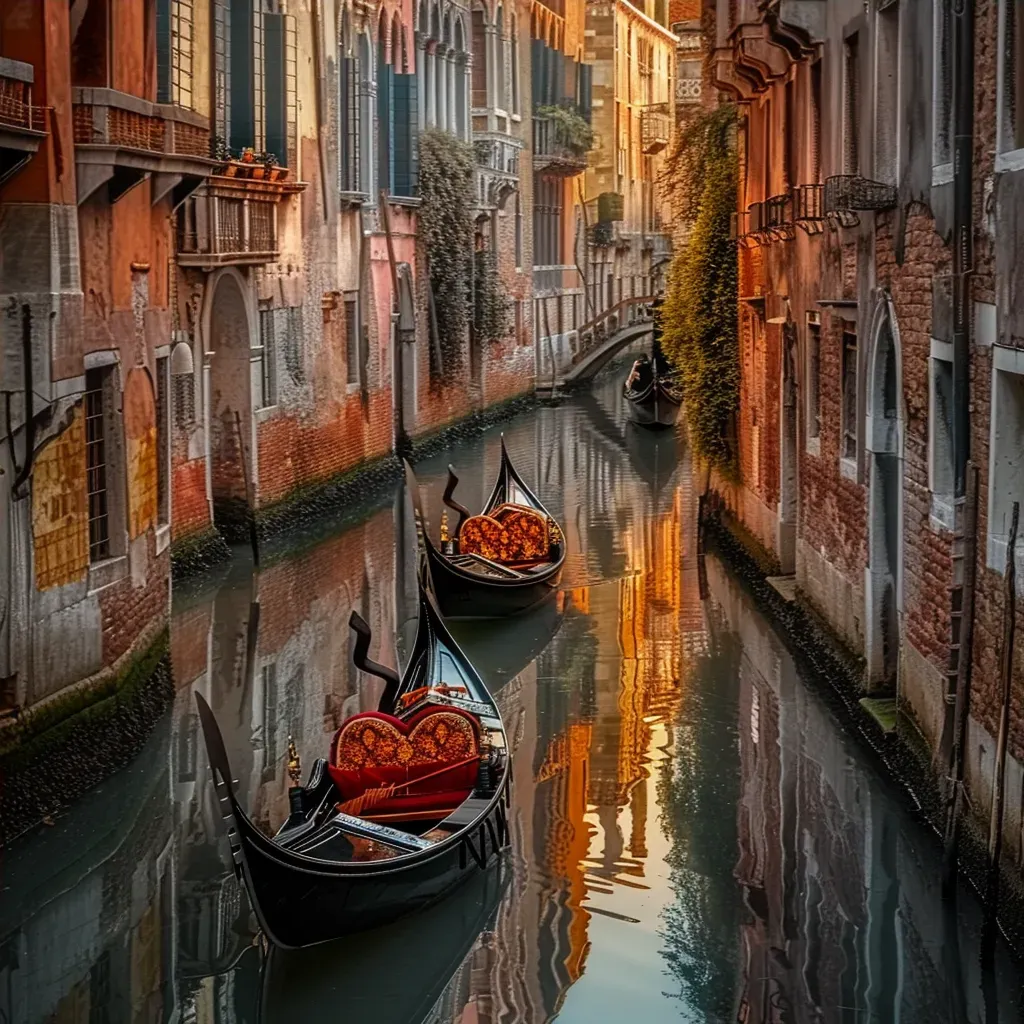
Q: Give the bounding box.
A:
[941,0,976,879]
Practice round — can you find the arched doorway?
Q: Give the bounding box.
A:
[207,272,254,537]
[865,296,904,688]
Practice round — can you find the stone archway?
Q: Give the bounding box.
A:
[864,295,904,688]
[206,272,254,537]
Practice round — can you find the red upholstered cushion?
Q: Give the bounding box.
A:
[328,706,481,817]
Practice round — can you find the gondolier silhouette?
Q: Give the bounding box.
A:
[626,353,653,392]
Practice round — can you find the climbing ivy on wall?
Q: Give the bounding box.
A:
[418,129,511,371]
[659,105,739,475]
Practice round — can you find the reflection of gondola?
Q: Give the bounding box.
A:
[408,437,566,618]
[624,371,683,429]
[195,585,511,949]
[447,590,564,691]
[259,859,509,1024]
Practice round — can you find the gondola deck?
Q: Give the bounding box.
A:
[195,585,511,949]
[405,436,566,618]
[624,373,683,430]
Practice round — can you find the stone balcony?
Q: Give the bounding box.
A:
[72,87,216,204]
[473,130,522,212]
[0,57,47,186]
[176,172,305,268]
[640,109,671,155]
[533,114,587,178]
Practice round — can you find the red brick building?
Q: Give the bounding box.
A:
[710,0,1024,863]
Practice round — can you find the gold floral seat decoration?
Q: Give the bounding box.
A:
[457,503,550,565]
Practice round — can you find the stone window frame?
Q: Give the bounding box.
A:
[840,321,859,479]
[255,302,278,410]
[154,348,172,534]
[928,338,955,531]
[986,345,1024,582]
[931,0,954,184]
[83,351,129,592]
[344,291,362,390]
[996,0,1024,172]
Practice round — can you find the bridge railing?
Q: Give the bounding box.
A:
[573,295,657,368]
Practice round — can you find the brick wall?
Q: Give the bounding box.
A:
[170,457,210,540]
[98,540,170,666]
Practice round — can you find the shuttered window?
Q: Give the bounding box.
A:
[810,59,822,183]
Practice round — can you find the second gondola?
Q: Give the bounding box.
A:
[195,584,511,949]
[405,437,566,619]
[624,371,683,430]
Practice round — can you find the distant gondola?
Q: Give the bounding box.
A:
[406,437,566,618]
[195,585,511,950]
[624,366,683,430]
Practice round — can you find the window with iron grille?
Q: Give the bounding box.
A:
[810,60,822,183]
[807,319,821,444]
[284,305,305,383]
[345,296,360,385]
[841,327,858,461]
[933,0,953,167]
[85,367,113,563]
[157,0,195,108]
[843,33,860,176]
[213,0,232,146]
[533,177,563,266]
[930,354,954,505]
[999,0,1024,155]
[174,373,195,427]
[156,356,170,526]
[258,307,278,406]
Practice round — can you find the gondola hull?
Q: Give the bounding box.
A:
[426,540,563,619]
[625,379,682,429]
[228,782,510,949]
[259,859,509,1023]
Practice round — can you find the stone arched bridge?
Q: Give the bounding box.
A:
[537,296,658,392]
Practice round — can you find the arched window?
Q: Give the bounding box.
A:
[358,31,374,196]
[495,5,505,112]
[378,13,393,195]
[393,16,419,195]
[510,13,520,116]
[339,10,361,192]
[455,18,468,138]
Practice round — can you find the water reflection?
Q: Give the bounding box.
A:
[2,377,1022,1023]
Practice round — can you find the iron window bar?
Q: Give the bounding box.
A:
[85,371,111,563]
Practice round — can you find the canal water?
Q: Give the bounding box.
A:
[3,375,1023,1023]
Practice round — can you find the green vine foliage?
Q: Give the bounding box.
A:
[418,129,476,371]
[473,248,511,343]
[536,104,594,156]
[660,106,739,476]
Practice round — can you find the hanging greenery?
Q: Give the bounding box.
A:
[659,105,739,476]
[418,129,513,368]
[536,104,594,157]
[418,129,476,371]
[473,248,511,343]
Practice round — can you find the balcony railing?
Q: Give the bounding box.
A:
[177,181,293,266]
[764,192,794,239]
[640,109,671,155]
[791,183,824,232]
[533,114,588,177]
[0,59,47,134]
[473,130,522,210]
[824,175,897,213]
[0,58,47,185]
[747,201,766,236]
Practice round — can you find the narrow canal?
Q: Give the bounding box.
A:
[3,374,1023,1023]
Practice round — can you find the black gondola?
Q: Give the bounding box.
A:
[407,436,566,618]
[259,859,509,1023]
[624,367,683,429]
[195,585,511,950]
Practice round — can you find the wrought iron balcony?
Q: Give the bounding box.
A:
[176,173,304,267]
[764,192,794,239]
[473,131,522,211]
[791,183,824,232]
[0,57,47,185]
[72,87,215,204]
[533,114,588,177]
[640,109,671,155]
[824,175,897,213]
[747,200,766,235]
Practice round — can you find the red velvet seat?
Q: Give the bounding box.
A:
[327,706,481,819]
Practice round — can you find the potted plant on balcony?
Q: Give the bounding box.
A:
[211,135,236,175]
[536,103,594,159]
[258,152,286,182]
